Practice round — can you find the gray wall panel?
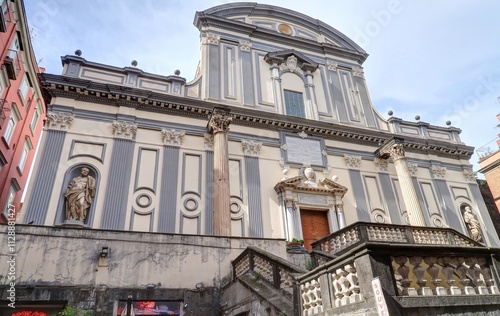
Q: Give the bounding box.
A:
[245,156,263,237]
[355,76,376,127]
[434,179,463,233]
[205,151,214,235]
[158,146,180,233]
[379,174,401,224]
[412,177,430,226]
[329,70,348,122]
[24,131,66,225]
[469,183,500,247]
[208,45,220,100]
[348,170,370,222]
[241,50,255,106]
[100,139,134,229]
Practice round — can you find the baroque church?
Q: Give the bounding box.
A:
[2,2,500,316]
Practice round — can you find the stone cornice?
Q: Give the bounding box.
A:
[39,74,474,159]
[195,14,368,64]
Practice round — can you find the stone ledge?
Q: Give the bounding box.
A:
[393,295,500,308]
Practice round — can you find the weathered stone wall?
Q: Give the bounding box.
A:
[0,224,286,314]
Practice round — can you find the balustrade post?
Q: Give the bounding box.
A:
[478,257,499,294]
[319,272,333,310]
[410,256,432,295]
[424,256,446,296]
[394,256,416,296]
[273,263,280,289]
[453,257,474,295]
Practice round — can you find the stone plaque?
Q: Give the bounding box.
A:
[285,136,324,166]
[298,193,327,205]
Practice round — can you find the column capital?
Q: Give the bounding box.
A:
[112,120,137,140]
[45,111,74,131]
[161,129,185,147]
[241,140,262,157]
[207,107,232,134]
[376,137,405,160]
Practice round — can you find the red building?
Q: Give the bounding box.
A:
[0,0,45,222]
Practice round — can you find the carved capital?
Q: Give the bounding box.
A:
[326,60,338,71]
[377,138,406,161]
[374,158,388,172]
[407,163,418,176]
[352,66,364,77]
[241,140,262,157]
[204,133,214,150]
[45,111,74,131]
[430,165,447,179]
[161,129,185,146]
[208,109,232,134]
[240,41,252,51]
[112,121,137,140]
[463,170,477,182]
[204,32,219,45]
[344,155,361,169]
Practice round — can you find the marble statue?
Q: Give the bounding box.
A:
[65,167,96,221]
[463,205,483,243]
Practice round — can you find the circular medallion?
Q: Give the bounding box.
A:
[184,198,199,212]
[278,23,293,35]
[230,202,241,214]
[136,194,152,208]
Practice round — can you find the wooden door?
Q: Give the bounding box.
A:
[300,209,330,251]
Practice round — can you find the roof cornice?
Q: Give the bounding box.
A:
[39,73,474,159]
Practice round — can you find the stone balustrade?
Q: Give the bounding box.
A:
[299,261,362,316]
[313,222,480,256]
[232,246,307,297]
[393,255,499,296]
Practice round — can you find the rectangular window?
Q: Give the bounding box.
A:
[30,107,39,133]
[284,90,305,118]
[3,116,15,143]
[17,145,28,173]
[19,75,31,102]
[2,103,20,145]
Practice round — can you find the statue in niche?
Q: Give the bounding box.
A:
[462,205,483,243]
[65,167,96,222]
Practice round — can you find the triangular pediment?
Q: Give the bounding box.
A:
[264,49,318,72]
[274,175,347,196]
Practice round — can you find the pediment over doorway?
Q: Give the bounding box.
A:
[274,175,347,197]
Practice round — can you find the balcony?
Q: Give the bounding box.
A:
[4,49,21,80]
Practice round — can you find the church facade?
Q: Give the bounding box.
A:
[2,3,499,315]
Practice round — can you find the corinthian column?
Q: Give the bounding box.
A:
[207,108,233,236]
[377,139,426,226]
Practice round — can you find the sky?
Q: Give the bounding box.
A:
[24,0,500,176]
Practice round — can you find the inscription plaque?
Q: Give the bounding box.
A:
[285,136,324,166]
[298,193,327,205]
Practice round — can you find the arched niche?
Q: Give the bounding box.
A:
[54,163,100,227]
[459,202,485,244]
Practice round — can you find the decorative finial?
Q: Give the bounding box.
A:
[415,115,420,121]
[131,60,138,67]
[174,69,181,76]
[75,49,82,56]
[446,120,451,126]
[388,110,393,116]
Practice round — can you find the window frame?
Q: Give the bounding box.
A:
[283,89,306,118]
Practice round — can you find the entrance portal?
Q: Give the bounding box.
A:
[300,209,330,251]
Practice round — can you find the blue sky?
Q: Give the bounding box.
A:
[24,0,500,175]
